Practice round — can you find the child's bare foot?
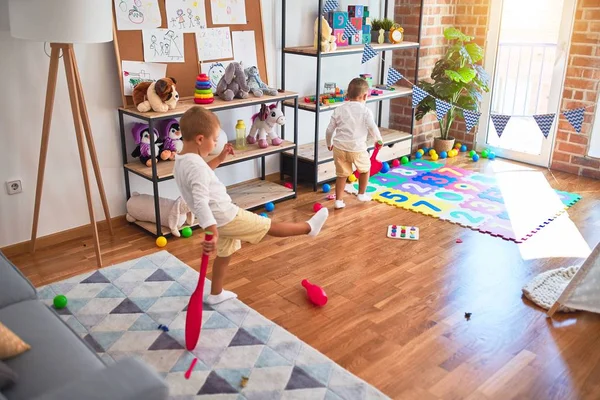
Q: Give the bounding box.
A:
[205,290,237,305]
[307,208,329,237]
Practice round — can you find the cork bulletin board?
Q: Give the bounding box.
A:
[113,0,268,107]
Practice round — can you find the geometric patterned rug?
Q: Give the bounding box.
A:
[346,160,582,243]
[38,251,389,400]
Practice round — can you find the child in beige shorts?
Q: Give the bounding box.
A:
[174,107,329,305]
[326,78,383,209]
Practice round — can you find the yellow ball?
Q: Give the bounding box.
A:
[428,149,437,156]
[454,142,462,149]
[448,150,455,158]
[348,174,357,183]
[431,153,439,161]
[417,149,424,155]
[156,236,167,248]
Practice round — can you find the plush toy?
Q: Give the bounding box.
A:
[216,62,250,101]
[126,192,194,237]
[314,16,337,53]
[131,123,160,167]
[158,119,183,161]
[247,103,285,148]
[244,66,277,97]
[209,129,229,155]
[133,77,179,113]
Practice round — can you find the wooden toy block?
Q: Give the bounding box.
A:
[333,29,349,47]
[362,33,371,44]
[349,31,363,45]
[328,11,348,30]
[348,5,364,18]
[364,9,370,18]
[350,17,363,31]
[364,17,371,26]
[363,24,371,34]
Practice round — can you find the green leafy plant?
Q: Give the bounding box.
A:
[415,27,490,140]
[371,18,396,31]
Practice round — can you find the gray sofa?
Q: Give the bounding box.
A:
[0,251,169,400]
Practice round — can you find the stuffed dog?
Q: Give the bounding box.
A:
[126,192,194,237]
[133,77,179,113]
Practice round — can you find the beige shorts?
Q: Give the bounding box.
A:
[333,147,370,178]
[217,208,272,257]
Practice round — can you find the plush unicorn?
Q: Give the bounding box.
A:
[247,103,285,148]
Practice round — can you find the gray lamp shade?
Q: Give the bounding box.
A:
[9,0,113,43]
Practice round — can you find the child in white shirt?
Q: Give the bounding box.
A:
[174,107,329,305]
[326,78,383,209]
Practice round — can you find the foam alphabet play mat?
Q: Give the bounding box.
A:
[345,160,581,243]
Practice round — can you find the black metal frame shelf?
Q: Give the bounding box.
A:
[118,94,300,237]
[280,0,424,190]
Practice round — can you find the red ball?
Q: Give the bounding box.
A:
[392,159,400,168]
[313,203,323,212]
[284,182,293,189]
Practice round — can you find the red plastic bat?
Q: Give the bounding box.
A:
[353,141,384,179]
[302,279,328,306]
[185,232,213,351]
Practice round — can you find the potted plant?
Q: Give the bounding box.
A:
[415,27,490,153]
[370,18,395,43]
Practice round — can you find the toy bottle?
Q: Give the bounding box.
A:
[301,279,328,306]
[235,120,246,150]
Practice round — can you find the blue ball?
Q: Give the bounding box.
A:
[415,152,422,159]
[421,148,429,155]
[265,202,275,212]
[380,162,390,173]
[259,212,269,218]
[488,152,496,160]
[472,154,480,162]
[322,184,331,193]
[460,145,468,152]
[439,151,447,159]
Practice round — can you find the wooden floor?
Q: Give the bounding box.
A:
[5,158,600,400]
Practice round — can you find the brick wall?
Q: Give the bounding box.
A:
[550,0,600,179]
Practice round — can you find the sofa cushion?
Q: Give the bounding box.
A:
[0,252,36,309]
[0,361,17,390]
[0,324,30,360]
[0,300,104,400]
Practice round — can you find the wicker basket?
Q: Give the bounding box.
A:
[433,137,455,153]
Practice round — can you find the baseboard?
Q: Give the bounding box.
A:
[1,216,127,258]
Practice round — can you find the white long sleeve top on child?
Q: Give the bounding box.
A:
[325,101,383,152]
[174,153,238,229]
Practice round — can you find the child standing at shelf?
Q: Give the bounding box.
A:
[174,106,329,305]
[326,78,383,209]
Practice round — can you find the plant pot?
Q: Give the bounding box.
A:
[433,137,455,153]
[371,30,391,44]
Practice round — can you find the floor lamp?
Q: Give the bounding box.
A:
[9,0,114,267]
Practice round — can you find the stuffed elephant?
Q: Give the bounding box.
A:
[216,62,250,101]
[244,66,278,97]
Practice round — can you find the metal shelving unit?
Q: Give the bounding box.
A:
[118,92,299,237]
[280,0,423,190]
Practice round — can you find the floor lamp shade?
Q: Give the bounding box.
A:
[8,0,113,43]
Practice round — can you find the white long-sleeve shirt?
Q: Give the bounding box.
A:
[325,101,383,152]
[174,153,238,229]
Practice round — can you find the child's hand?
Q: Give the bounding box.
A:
[203,227,218,255]
[328,145,333,151]
[219,143,234,161]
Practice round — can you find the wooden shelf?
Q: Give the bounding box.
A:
[283,41,420,57]
[284,128,411,163]
[283,86,412,112]
[125,140,296,181]
[119,91,299,120]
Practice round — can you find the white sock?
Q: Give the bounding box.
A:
[204,290,237,305]
[357,193,372,202]
[307,208,329,237]
[334,200,346,209]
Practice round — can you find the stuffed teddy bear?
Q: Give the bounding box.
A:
[244,66,278,97]
[158,119,183,161]
[131,123,160,167]
[247,103,285,148]
[314,16,337,52]
[126,192,194,237]
[216,62,250,101]
[133,77,179,113]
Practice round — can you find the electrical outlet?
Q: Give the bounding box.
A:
[6,180,22,195]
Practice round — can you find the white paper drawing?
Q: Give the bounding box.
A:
[114,0,162,31]
[201,61,232,92]
[122,61,167,95]
[232,31,257,69]
[210,0,247,25]
[166,0,207,32]
[142,29,185,63]
[195,27,233,61]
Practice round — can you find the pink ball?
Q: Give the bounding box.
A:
[284,182,293,189]
[313,203,323,212]
[392,159,400,168]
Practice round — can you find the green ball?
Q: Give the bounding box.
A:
[53,295,68,309]
[181,227,193,238]
[481,149,489,158]
[469,150,476,157]
[401,156,409,165]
